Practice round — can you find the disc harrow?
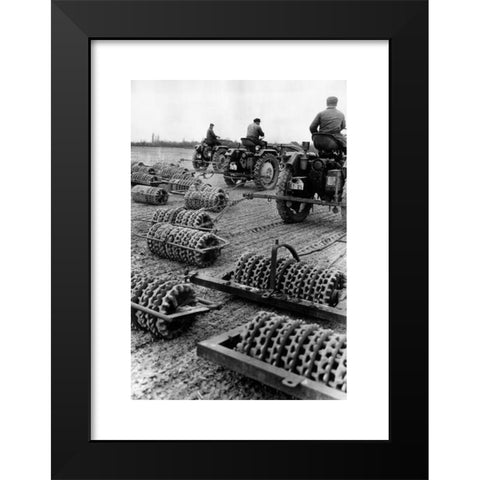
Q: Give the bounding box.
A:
[131,185,169,205]
[236,312,347,393]
[146,223,228,267]
[184,184,229,212]
[232,251,345,307]
[131,172,160,186]
[130,272,197,339]
[151,207,214,230]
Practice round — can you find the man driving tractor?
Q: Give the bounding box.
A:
[309,96,347,152]
[246,118,267,148]
[205,123,220,147]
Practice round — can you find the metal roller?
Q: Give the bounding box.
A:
[131,185,169,205]
[184,184,229,212]
[131,172,160,186]
[146,223,226,267]
[236,312,347,393]
[232,252,346,307]
[130,272,197,339]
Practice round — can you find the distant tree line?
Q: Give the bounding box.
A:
[131,139,311,149]
[131,138,240,148]
[131,140,199,148]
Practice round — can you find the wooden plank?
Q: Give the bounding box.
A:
[197,327,345,400]
[189,273,346,323]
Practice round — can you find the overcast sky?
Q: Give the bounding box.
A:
[131,80,346,144]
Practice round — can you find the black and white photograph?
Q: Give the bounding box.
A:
[130,80,347,400]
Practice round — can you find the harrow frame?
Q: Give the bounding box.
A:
[243,191,346,208]
[146,232,230,253]
[188,272,345,323]
[197,326,345,400]
[131,297,220,322]
[188,240,346,323]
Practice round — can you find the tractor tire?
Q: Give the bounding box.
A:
[253,154,279,190]
[192,150,204,171]
[212,148,228,173]
[275,169,312,223]
[341,179,347,220]
[223,159,238,186]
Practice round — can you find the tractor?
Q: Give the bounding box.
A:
[222,138,302,190]
[192,141,230,172]
[243,135,347,222]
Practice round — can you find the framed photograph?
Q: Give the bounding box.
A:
[52,0,428,479]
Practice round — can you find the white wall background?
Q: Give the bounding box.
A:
[1,0,480,478]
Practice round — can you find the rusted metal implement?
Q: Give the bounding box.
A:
[198,311,346,400]
[131,185,169,205]
[184,184,229,212]
[152,207,215,230]
[147,223,229,267]
[188,241,346,322]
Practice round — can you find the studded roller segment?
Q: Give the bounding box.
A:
[233,251,257,283]
[147,224,222,267]
[250,256,269,289]
[130,276,199,339]
[150,283,196,339]
[311,268,344,306]
[184,184,229,212]
[131,172,160,186]
[131,164,156,175]
[131,185,169,205]
[135,278,169,330]
[236,313,347,392]
[131,272,153,330]
[230,252,346,304]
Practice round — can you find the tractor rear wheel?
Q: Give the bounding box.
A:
[276,169,312,223]
[253,154,279,190]
[212,148,228,172]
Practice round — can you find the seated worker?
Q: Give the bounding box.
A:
[246,118,267,148]
[309,96,347,151]
[205,123,220,147]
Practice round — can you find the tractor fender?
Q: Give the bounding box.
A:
[259,148,279,157]
[282,151,304,169]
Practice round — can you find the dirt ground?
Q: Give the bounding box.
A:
[131,175,346,400]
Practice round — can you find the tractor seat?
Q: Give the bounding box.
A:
[241,137,257,153]
[241,137,257,149]
[312,133,340,152]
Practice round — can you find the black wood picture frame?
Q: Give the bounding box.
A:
[52,1,428,478]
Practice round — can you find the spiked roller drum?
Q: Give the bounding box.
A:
[232,251,346,307]
[147,223,227,267]
[130,272,196,339]
[131,172,160,186]
[169,170,198,192]
[131,185,169,205]
[131,163,156,175]
[152,207,214,230]
[152,163,183,178]
[184,184,229,212]
[236,312,347,393]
